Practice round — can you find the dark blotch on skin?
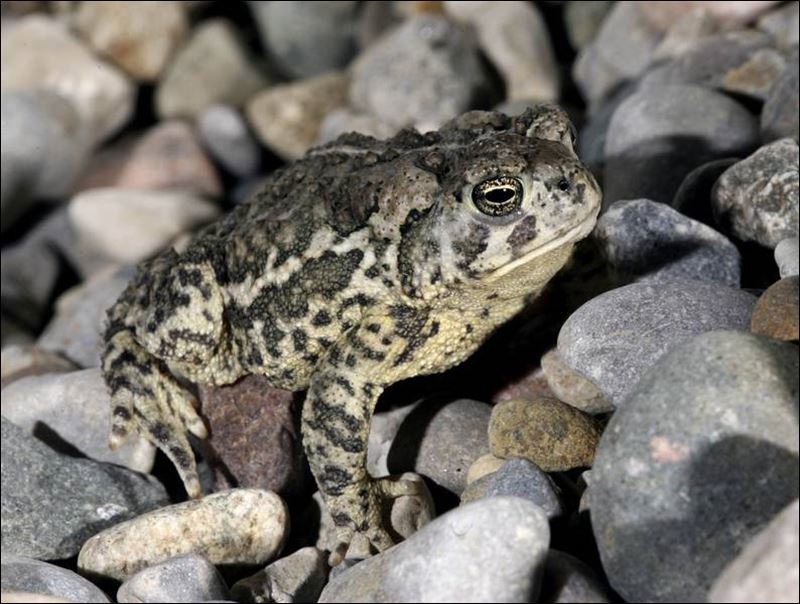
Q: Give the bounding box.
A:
[508,215,538,253]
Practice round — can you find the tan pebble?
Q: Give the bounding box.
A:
[751,276,799,341]
[466,454,506,485]
[541,349,614,414]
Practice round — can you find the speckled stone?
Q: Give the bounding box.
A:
[231,547,328,604]
[591,330,799,602]
[489,398,602,471]
[319,497,551,603]
[1,556,110,603]
[775,237,799,278]
[1,345,76,390]
[595,199,741,286]
[539,550,611,604]
[709,499,800,604]
[557,279,757,408]
[116,554,229,603]
[750,276,799,341]
[713,138,799,248]
[78,489,289,581]
[1,417,168,560]
[540,349,612,414]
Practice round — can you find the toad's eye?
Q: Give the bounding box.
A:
[558,177,571,191]
[472,177,523,217]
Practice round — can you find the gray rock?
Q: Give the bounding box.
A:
[37,267,134,368]
[249,1,359,79]
[444,1,559,102]
[350,14,490,131]
[757,1,800,50]
[1,417,168,560]
[0,555,110,603]
[775,236,799,278]
[156,19,268,120]
[761,56,799,143]
[317,108,397,145]
[231,547,328,604]
[712,138,799,248]
[709,499,800,604]
[78,489,289,581]
[591,330,799,602]
[117,554,230,603]
[0,345,76,391]
[540,349,613,415]
[0,15,134,144]
[319,497,551,603]
[651,6,719,62]
[368,401,419,478]
[672,157,739,226]
[540,550,611,604]
[557,279,757,408]
[388,398,492,495]
[198,104,260,178]
[595,199,741,286]
[572,1,660,108]
[563,1,614,51]
[1,368,155,471]
[604,84,759,206]
[576,81,637,173]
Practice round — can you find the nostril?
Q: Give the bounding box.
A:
[558,178,571,192]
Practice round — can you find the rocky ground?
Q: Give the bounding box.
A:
[1,1,798,603]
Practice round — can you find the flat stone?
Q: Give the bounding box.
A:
[709,499,800,603]
[539,550,611,604]
[1,417,168,560]
[0,345,76,390]
[750,276,799,341]
[595,198,741,286]
[1,556,110,603]
[198,104,260,178]
[78,489,289,581]
[761,56,799,143]
[0,15,134,143]
[489,398,601,471]
[246,71,349,161]
[591,330,799,602]
[350,14,490,131]
[1,368,155,471]
[319,497,550,603]
[73,1,188,81]
[604,84,758,206]
[116,554,229,603]
[231,547,328,604]
[712,138,799,248]
[775,236,799,278]
[388,398,492,495]
[540,349,612,414]
[557,279,757,408]
[156,19,268,120]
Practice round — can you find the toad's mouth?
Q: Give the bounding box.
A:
[485,208,599,282]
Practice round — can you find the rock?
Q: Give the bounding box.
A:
[198,375,307,496]
[462,459,564,520]
[775,237,799,278]
[368,401,419,478]
[230,547,328,604]
[604,84,758,206]
[595,198,741,287]
[712,138,799,248]
[319,497,550,603]
[74,120,222,199]
[651,7,719,62]
[0,15,134,143]
[540,349,613,414]
[156,19,268,120]
[0,593,77,603]
[350,14,490,131]
[557,279,757,408]
[572,2,661,108]
[73,1,188,81]
[67,189,218,274]
[750,276,800,341]
[317,108,397,145]
[638,1,781,31]
[388,398,492,495]
[249,1,359,79]
[0,556,110,603]
[761,57,799,143]
[1,368,154,471]
[466,453,506,485]
[539,550,611,604]
[0,345,76,390]
[672,158,739,226]
[37,267,133,366]
[576,81,637,173]
[492,365,558,405]
[444,1,559,102]
[198,104,260,177]
[757,1,800,49]
[563,1,614,51]
[489,398,601,471]
[246,72,350,161]
[1,91,90,229]
[591,330,799,602]
[1,316,34,349]
[1,417,168,560]
[116,554,230,604]
[78,489,289,581]
[709,499,800,604]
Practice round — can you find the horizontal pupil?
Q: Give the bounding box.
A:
[484,187,515,204]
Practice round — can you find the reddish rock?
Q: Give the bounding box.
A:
[751,276,800,341]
